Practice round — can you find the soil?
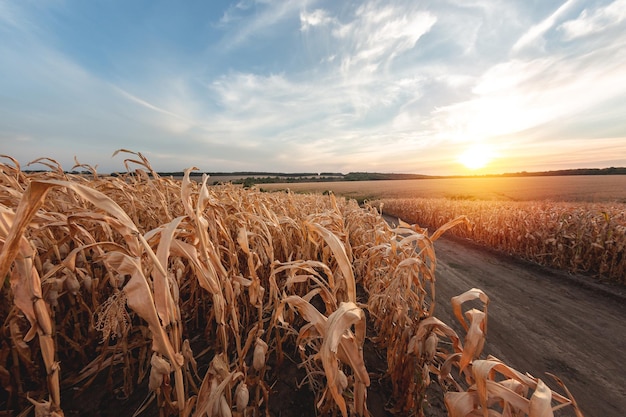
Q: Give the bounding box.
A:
[10,220,626,417]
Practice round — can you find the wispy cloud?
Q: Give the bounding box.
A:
[559,0,626,40]
[114,86,199,135]
[331,3,436,75]
[300,9,334,31]
[430,44,626,141]
[217,0,308,48]
[512,0,578,53]
[219,1,254,25]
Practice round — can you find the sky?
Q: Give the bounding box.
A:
[1,0,626,176]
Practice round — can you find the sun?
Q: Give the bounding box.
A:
[458,144,493,170]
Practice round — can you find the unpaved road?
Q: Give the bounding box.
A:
[422,228,626,417]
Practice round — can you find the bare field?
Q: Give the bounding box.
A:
[259,175,626,202]
[171,174,248,184]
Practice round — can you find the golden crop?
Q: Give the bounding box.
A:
[376,198,626,284]
[0,151,582,416]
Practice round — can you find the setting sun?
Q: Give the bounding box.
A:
[458,144,493,170]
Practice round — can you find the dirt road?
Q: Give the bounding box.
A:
[424,229,626,417]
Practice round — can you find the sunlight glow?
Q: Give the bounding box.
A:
[458,144,493,170]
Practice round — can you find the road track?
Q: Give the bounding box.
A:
[384,215,626,417]
[433,233,625,416]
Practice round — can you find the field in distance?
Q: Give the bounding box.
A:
[258,175,626,203]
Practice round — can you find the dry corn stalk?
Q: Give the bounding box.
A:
[376,197,626,283]
[0,183,65,416]
[0,153,585,417]
[276,296,370,417]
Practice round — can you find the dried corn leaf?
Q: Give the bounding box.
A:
[459,309,486,372]
[103,251,180,368]
[306,222,356,303]
[444,391,478,417]
[451,288,489,333]
[148,216,185,327]
[320,302,368,417]
[529,379,553,417]
[0,181,53,283]
[431,215,472,242]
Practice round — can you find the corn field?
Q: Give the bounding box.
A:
[375,198,626,284]
[0,151,583,417]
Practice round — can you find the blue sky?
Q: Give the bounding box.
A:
[1,0,626,175]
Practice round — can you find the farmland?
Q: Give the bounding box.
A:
[262,175,626,283]
[0,152,590,417]
[259,175,626,203]
[376,198,626,283]
[260,173,626,416]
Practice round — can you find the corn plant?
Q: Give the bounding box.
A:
[376,198,626,284]
[0,152,584,417]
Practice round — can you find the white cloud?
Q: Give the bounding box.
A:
[196,64,434,172]
[512,0,577,53]
[331,4,437,75]
[300,9,333,31]
[559,0,626,40]
[472,59,551,96]
[428,42,626,145]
